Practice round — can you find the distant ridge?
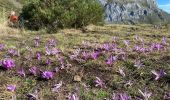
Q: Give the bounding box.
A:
[98,0,170,24]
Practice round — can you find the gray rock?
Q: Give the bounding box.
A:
[98,0,170,24]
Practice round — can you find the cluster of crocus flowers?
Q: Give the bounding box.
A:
[42,71,53,80]
[1,59,15,70]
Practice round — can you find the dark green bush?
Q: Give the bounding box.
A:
[21,0,104,31]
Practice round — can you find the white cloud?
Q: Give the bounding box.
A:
[159,4,170,7]
[158,4,170,13]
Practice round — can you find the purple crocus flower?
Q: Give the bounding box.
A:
[29,67,37,76]
[36,52,41,61]
[151,43,163,51]
[52,81,62,92]
[7,85,16,92]
[18,68,26,77]
[82,51,89,60]
[68,93,79,100]
[34,36,40,47]
[162,37,168,45]
[124,40,130,47]
[42,71,53,79]
[2,59,15,70]
[112,93,119,100]
[120,93,131,100]
[112,36,118,42]
[103,43,110,51]
[46,59,51,65]
[8,49,19,56]
[134,60,144,69]
[117,68,126,77]
[164,93,170,100]
[112,92,131,100]
[138,89,152,100]
[94,77,106,88]
[91,51,100,60]
[0,43,5,51]
[106,55,117,66]
[151,69,166,80]
[51,48,60,55]
[45,46,51,55]
[46,39,57,47]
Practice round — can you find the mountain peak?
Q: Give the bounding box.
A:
[99,0,170,24]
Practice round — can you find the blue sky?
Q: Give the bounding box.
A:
[158,0,170,13]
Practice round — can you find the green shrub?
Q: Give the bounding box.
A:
[20,0,104,32]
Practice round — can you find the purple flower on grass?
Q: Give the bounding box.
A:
[82,51,89,60]
[162,37,168,45]
[106,55,117,66]
[52,81,62,92]
[120,93,131,100]
[112,36,118,42]
[46,59,51,65]
[91,51,100,60]
[0,43,5,51]
[46,39,57,47]
[29,67,37,76]
[124,40,130,47]
[34,36,40,47]
[27,90,39,100]
[45,46,51,55]
[164,93,170,100]
[7,85,16,92]
[94,77,106,88]
[134,60,144,69]
[117,68,126,77]
[151,69,166,80]
[2,59,15,70]
[103,43,110,51]
[138,89,152,100]
[18,68,26,77]
[68,93,79,100]
[8,49,19,56]
[42,71,53,80]
[151,43,163,51]
[36,52,41,61]
[112,92,131,100]
[51,48,60,55]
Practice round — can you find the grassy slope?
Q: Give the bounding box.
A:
[0,24,170,99]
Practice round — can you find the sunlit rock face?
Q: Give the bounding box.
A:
[98,0,169,24]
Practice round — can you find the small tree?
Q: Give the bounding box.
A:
[21,0,104,32]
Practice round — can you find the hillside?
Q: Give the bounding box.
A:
[0,23,170,99]
[0,0,170,99]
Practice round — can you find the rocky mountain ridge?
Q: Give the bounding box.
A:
[99,0,170,24]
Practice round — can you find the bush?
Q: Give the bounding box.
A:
[20,0,104,32]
